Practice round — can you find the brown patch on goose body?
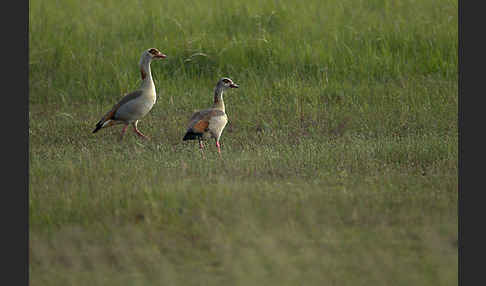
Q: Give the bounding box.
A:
[192,120,210,133]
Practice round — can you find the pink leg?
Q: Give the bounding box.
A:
[216,141,221,154]
[119,124,129,140]
[198,139,206,159]
[132,121,149,139]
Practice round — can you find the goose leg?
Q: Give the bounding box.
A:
[215,140,221,155]
[198,138,204,150]
[198,138,206,159]
[132,121,149,139]
[119,124,129,140]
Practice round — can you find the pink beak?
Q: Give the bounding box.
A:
[155,53,167,59]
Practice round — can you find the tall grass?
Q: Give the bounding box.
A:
[29,0,457,285]
[29,0,457,101]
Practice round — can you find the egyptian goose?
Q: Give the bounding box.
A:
[183,77,239,154]
[92,48,167,139]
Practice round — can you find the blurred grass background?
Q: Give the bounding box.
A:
[29,0,457,285]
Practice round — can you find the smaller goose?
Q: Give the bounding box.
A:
[92,48,167,139]
[183,77,239,154]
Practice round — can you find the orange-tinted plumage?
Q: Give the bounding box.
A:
[192,120,209,133]
[183,77,239,154]
[92,48,167,139]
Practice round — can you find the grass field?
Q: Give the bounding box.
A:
[29,0,458,285]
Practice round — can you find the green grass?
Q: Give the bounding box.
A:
[29,0,458,285]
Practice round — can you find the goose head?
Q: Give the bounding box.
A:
[139,48,167,80]
[139,48,166,66]
[218,77,239,89]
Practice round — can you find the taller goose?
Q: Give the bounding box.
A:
[183,77,239,154]
[92,48,167,139]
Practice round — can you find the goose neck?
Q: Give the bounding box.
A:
[212,86,225,111]
[140,59,155,89]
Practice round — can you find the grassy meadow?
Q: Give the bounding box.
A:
[29,0,458,285]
